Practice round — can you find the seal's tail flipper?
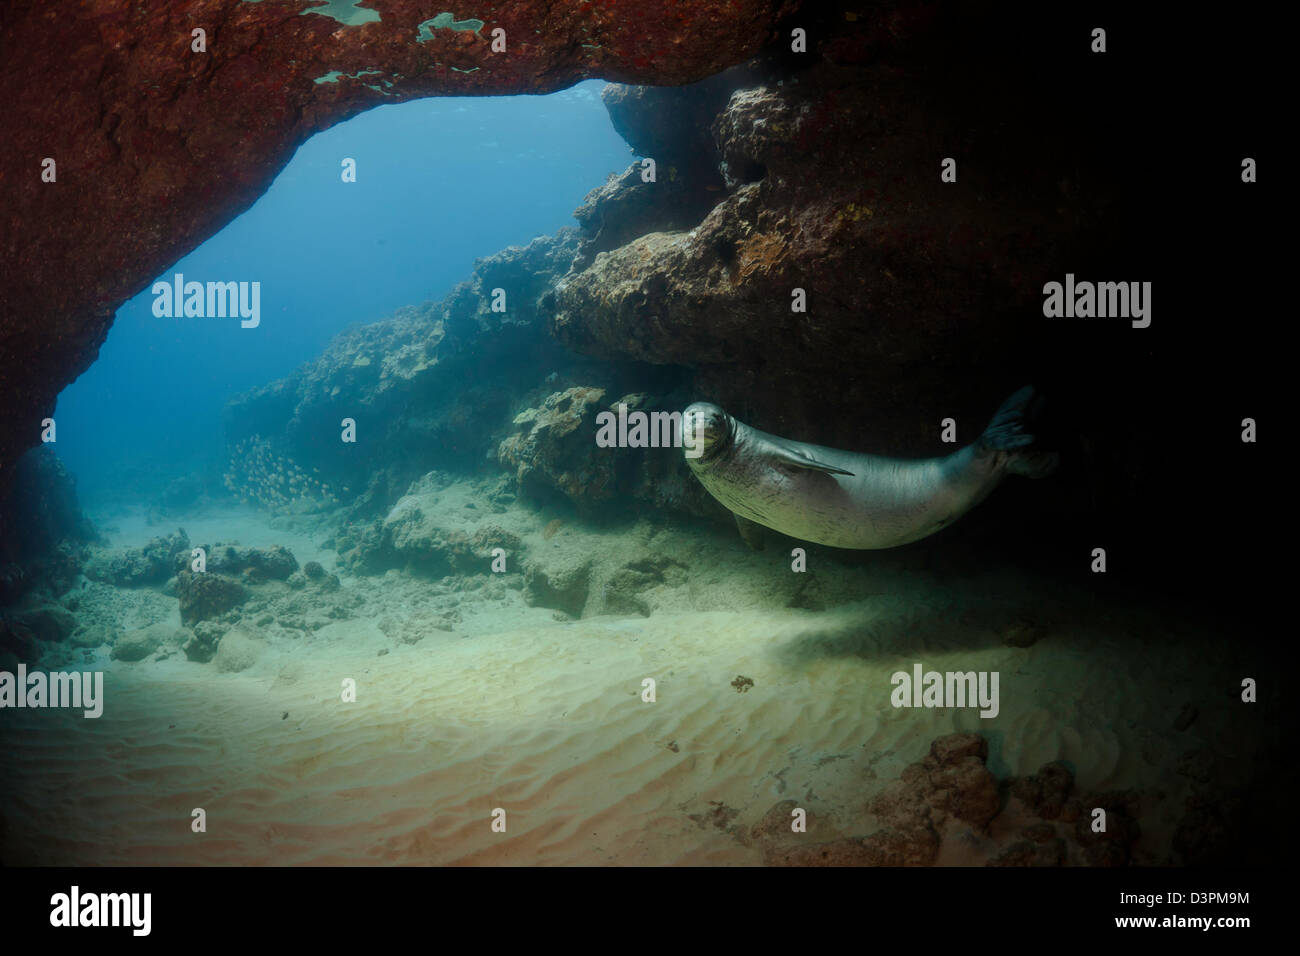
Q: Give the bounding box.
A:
[978,386,1059,478]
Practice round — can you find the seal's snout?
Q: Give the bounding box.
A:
[683,402,730,461]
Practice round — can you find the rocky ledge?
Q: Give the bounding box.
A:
[0,0,799,521]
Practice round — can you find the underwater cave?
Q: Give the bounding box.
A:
[0,0,1287,911]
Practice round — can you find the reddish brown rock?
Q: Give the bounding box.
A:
[755,731,1186,867]
[762,733,994,866]
[1072,791,1142,867]
[765,827,939,867]
[869,732,1001,831]
[929,756,1001,829]
[550,37,1099,459]
[987,837,1066,868]
[1010,761,1075,821]
[0,0,798,514]
[929,732,988,767]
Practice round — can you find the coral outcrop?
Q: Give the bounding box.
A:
[9,604,78,646]
[338,472,520,576]
[497,387,615,508]
[188,543,300,583]
[498,388,715,517]
[85,530,191,588]
[757,733,1149,867]
[0,447,97,604]
[551,54,1094,458]
[110,625,166,663]
[538,4,1272,602]
[175,570,249,626]
[224,230,595,518]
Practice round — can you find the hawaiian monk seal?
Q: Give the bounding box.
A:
[682,387,1057,550]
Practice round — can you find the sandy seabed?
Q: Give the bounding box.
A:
[0,502,1257,866]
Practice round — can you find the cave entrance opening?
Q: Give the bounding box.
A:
[50,81,631,521]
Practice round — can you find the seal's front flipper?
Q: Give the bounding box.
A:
[734,514,766,550]
[770,445,855,477]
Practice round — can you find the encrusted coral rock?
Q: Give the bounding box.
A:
[110,627,162,663]
[929,757,1002,829]
[1010,761,1075,821]
[175,570,248,626]
[497,388,614,507]
[552,42,1102,462]
[522,555,593,618]
[182,620,228,663]
[376,475,525,576]
[1072,793,1142,867]
[224,231,583,518]
[213,626,266,674]
[765,827,941,867]
[69,623,120,649]
[581,554,690,618]
[869,732,1001,832]
[929,732,988,766]
[987,837,1068,867]
[86,530,190,588]
[184,543,298,581]
[1,447,97,569]
[757,732,1139,867]
[13,604,77,644]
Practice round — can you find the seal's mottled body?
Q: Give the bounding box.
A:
[683,388,1056,550]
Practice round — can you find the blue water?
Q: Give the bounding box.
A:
[54,80,630,505]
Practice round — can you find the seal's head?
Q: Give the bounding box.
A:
[683,402,733,464]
